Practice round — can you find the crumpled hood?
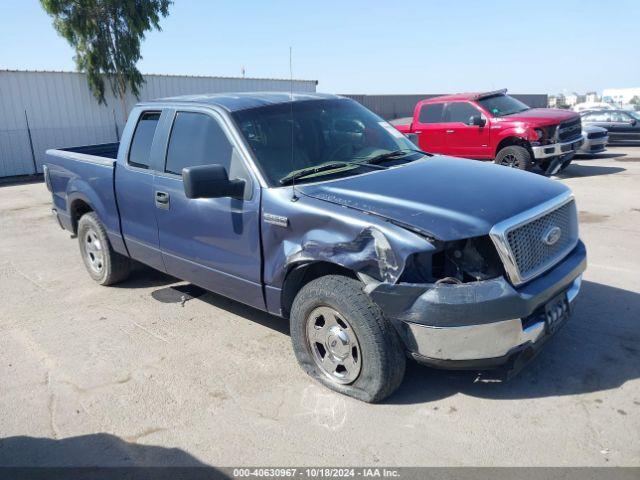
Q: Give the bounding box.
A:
[498,108,579,124]
[299,156,569,241]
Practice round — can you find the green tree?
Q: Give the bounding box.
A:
[630,96,640,106]
[40,0,171,118]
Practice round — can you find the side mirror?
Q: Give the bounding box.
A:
[182,164,245,199]
[630,119,637,126]
[469,115,486,127]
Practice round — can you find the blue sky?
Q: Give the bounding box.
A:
[1,0,638,94]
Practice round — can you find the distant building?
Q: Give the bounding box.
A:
[602,87,640,106]
[549,94,566,108]
[585,91,599,103]
[564,93,579,107]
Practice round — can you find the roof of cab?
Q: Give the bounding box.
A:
[420,89,508,104]
[143,92,341,112]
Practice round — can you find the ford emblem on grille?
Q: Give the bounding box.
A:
[542,226,562,246]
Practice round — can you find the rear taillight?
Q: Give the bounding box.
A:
[43,164,52,192]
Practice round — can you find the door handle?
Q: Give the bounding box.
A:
[446,129,455,134]
[155,190,170,209]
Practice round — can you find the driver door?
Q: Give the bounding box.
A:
[444,101,491,159]
[153,108,264,309]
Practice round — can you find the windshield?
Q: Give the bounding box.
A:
[629,110,640,120]
[478,94,530,117]
[232,99,419,186]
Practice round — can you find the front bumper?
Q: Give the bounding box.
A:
[578,134,608,154]
[531,136,585,159]
[369,241,586,368]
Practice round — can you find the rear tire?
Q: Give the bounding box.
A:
[78,212,131,285]
[495,145,533,170]
[290,275,406,403]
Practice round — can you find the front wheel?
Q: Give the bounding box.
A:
[495,145,533,170]
[290,275,406,403]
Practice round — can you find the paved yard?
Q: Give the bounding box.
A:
[0,148,638,467]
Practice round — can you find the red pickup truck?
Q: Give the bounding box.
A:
[394,89,584,174]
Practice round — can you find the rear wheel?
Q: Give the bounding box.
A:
[495,145,532,170]
[78,212,131,285]
[290,275,406,403]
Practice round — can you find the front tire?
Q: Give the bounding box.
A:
[78,212,131,285]
[495,145,533,170]
[290,275,406,403]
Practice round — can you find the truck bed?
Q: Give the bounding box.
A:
[50,142,120,164]
[45,141,125,256]
[389,117,412,134]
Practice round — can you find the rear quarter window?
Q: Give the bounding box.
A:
[418,103,444,123]
[128,112,161,169]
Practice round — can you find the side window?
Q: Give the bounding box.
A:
[165,112,234,175]
[128,112,161,169]
[611,111,632,122]
[418,103,444,123]
[446,102,481,124]
[586,111,611,122]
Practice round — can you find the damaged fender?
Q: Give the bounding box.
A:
[260,188,435,315]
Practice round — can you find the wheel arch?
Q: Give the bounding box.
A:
[495,135,533,158]
[280,261,358,319]
[69,196,94,234]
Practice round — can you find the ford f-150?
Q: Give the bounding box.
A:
[394,89,585,175]
[44,93,586,402]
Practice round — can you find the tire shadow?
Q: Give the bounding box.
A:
[556,164,626,178]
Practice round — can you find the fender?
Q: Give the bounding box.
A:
[260,189,436,315]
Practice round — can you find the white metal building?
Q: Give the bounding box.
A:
[602,87,640,106]
[0,70,317,178]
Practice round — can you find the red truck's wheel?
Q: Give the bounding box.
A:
[290,275,406,403]
[77,212,131,286]
[495,145,532,170]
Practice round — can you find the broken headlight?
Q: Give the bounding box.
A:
[400,236,503,284]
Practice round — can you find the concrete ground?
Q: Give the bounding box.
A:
[0,147,638,467]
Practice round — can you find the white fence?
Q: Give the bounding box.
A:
[0,70,317,178]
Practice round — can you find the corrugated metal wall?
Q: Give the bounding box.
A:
[342,93,549,120]
[0,70,317,178]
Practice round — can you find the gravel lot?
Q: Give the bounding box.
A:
[0,147,638,467]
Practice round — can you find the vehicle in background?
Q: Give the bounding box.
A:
[572,102,614,113]
[43,93,586,403]
[581,109,640,144]
[577,125,608,155]
[394,89,584,175]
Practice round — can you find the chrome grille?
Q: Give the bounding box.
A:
[490,194,579,285]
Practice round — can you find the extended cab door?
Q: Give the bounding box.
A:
[442,101,491,158]
[153,108,264,310]
[412,102,447,153]
[114,108,167,272]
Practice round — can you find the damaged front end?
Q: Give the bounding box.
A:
[262,187,586,371]
[365,235,586,369]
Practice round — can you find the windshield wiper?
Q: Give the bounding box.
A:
[354,148,426,165]
[279,160,382,185]
[503,107,531,116]
[278,149,427,186]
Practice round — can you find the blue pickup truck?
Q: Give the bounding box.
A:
[44,93,586,402]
